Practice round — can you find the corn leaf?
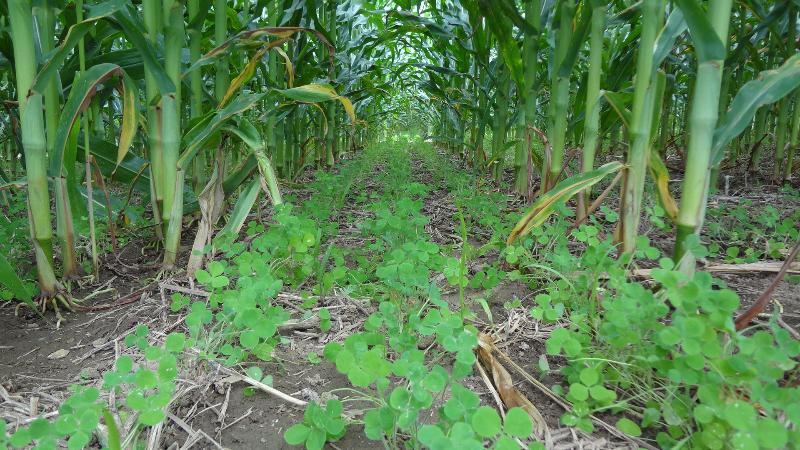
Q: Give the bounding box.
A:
[386,10,454,40]
[273,46,295,87]
[711,53,800,165]
[508,162,625,244]
[478,0,525,88]
[31,0,126,93]
[187,156,224,276]
[494,0,538,34]
[277,84,356,123]
[217,178,261,239]
[111,7,175,94]
[48,64,138,177]
[647,151,678,220]
[222,155,258,196]
[185,26,333,75]
[674,0,726,62]
[601,90,632,130]
[652,8,687,71]
[79,137,150,192]
[277,83,341,102]
[558,4,593,78]
[218,38,293,107]
[116,74,138,169]
[179,93,266,169]
[223,119,283,205]
[0,252,36,311]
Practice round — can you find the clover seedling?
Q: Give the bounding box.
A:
[284,400,347,450]
[195,261,230,289]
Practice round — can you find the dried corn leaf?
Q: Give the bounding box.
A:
[476,333,549,441]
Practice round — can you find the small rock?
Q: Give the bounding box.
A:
[298,388,321,403]
[305,374,324,386]
[47,349,70,359]
[80,367,100,379]
[320,391,339,403]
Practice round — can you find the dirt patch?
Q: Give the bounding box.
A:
[169,348,382,450]
[0,241,167,391]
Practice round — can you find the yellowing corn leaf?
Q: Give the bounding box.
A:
[219,38,291,108]
[277,84,357,124]
[647,151,678,221]
[337,96,357,124]
[187,26,333,74]
[508,161,625,244]
[278,83,339,102]
[116,75,138,170]
[273,46,295,88]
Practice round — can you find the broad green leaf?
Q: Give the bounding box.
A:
[165,333,185,352]
[652,8,687,71]
[284,423,310,445]
[30,0,127,93]
[712,54,800,165]
[179,93,265,168]
[479,0,525,88]
[47,64,137,178]
[305,427,326,450]
[504,407,534,438]
[0,252,36,312]
[217,178,260,239]
[675,0,725,62]
[723,401,756,430]
[138,409,165,426]
[755,418,788,448]
[579,368,600,386]
[471,406,501,438]
[615,418,642,437]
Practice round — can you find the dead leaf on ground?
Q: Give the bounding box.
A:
[476,332,550,442]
